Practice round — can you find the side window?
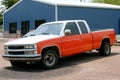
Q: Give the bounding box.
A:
[9,23,17,34]
[78,22,88,34]
[64,22,79,36]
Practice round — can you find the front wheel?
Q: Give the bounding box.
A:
[99,41,111,56]
[42,50,59,69]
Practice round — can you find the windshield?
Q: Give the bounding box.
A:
[24,23,64,37]
[23,30,35,37]
[35,23,64,35]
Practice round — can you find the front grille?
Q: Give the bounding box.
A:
[8,46,24,49]
[6,45,35,55]
[9,51,25,55]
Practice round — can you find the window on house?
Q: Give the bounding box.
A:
[35,20,46,29]
[9,23,17,34]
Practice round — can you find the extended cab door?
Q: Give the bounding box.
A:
[77,21,93,51]
[61,22,82,57]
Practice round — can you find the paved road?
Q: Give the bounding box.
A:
[0,40,120,80]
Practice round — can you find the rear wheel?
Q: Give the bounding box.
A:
[99,41,111,56]
[42,50,59,69]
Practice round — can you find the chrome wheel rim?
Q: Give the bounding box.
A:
[44,53,56,66]
[104,44,110,54]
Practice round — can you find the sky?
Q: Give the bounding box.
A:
[0,0,5,13]
[62,0,92,2]
[0,0,3,7]
[0,0,2,4]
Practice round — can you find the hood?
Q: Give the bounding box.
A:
[5,35,59,45]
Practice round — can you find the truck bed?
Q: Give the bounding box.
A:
[91,29,116,49]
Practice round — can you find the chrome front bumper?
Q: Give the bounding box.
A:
[2,54,41,61]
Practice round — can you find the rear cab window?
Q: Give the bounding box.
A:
[78,22,88,34]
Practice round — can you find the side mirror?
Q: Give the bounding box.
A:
[64,29,71,36]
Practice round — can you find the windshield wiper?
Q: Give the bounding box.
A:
[41,33,51,35]
[30,34,35,36]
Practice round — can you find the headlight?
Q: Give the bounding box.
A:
[25,45,34,49]
[4,45,8,54]
[5,51,8,54]
[24,44,37,55]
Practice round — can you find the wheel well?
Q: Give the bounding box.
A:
[100,38,110,48]
[102,38,110,43]
[97,38,110,51]
[41,46,60,58]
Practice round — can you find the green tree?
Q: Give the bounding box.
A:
[0,0,19,30]
[2,0,19,9]
[93,0,120,5]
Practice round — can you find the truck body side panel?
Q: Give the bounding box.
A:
[80,33,93,52]
[36,30,115,58]
[61,35,82,57]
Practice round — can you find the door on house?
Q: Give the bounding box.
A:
[21,21,29,36]
[119,19,120,34]
[35,20,46,29]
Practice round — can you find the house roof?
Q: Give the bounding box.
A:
[33,0,120,9]
[3,0,120,15]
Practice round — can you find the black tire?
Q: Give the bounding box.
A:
[10,61,26,67]
[99,41,111,56]
[42,50,59,69]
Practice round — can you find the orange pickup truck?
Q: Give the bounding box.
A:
[3,20,116,68]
